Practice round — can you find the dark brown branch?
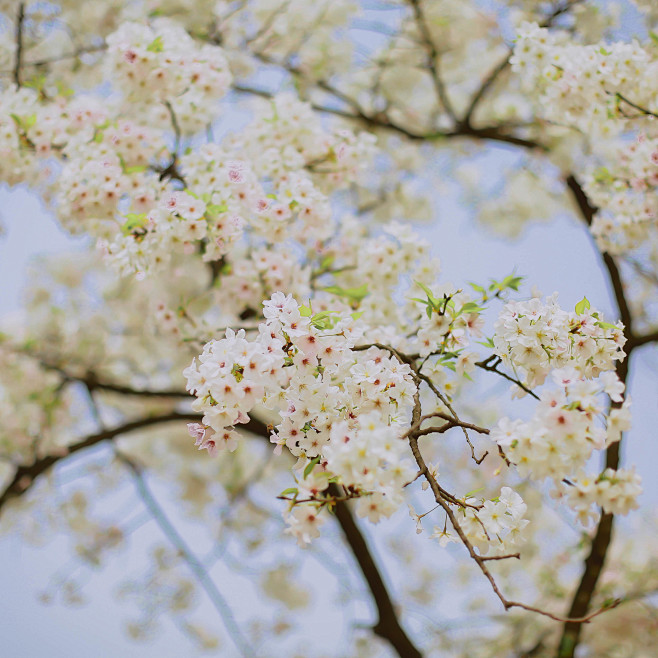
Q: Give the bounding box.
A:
[481,553,521,562]
[462,52,511,128]
[475,356,540,400]
[614,92,658,119]
[557,512,614,657]
[233,81,543,150]
[408,433,620,625]
[330,482,423,658]
[13,3,25,87]
[249,416,423,656]
[630,329,658,349]
[557,173,637,657]
[565,174,633,336]
[14,353,190,399]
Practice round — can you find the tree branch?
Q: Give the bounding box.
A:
[557,173,637,657]
[0,412,203,515]
[407,0,456,121]
[630,329,658,349]
[330,483,423,657]
[13,3,25,87]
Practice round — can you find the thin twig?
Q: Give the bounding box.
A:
[117,452,256,658]
[475,356,540,400]
[407,0,456,121]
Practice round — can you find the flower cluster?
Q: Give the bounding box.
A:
[557,467,642,524]
[183,326,286,455]
[491,365,639,520]
[185,291,421,541]
[493,294,626,388]
[103,94,376,276]
[585,134,658,255]
[228,93,377,196]
[511,22,655,135]
[106,20,232,133]
[458,487,529,555]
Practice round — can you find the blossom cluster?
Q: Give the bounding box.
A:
[491,365,637,519]
[106,20,232,133]
[557,467,642,525]
[103,94,376,275]
[185,292,420,541]
[458,486,529,555]
[493,294,626,388]
[511,22,655,135]
[511,22,658,255]
[585,134,658,255]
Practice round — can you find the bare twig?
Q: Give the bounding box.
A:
[475,356,540,400]
[408,432,620,625]
[407,0,456,121]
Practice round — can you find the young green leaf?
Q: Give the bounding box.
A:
[146,36,164,53]
[304,456,321,479]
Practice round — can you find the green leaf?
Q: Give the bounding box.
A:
[595,321,618,331]
[319,255,334,270]
[501,274,523,291]
[121,213,147,235]
[593,166,613,184]
[124,164,147,174]
[311,311,338,330]
[650,31,658,46]
[304,456,321,479]
[414,280,443,313]
[575,296,591,315]
[146,35,164,53]
[460,302,485,314]
[206,203,228,215]
[464,487,485,499]
[299,304,313,317]
[350,311,364,321]
[24,73,47,91]
[477,337,495,349]
[231,363,244,383]
[323,284,368,303]
[279,487,298,497]
[415,280,439,304]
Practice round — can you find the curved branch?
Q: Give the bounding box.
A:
[0,398,423,657]
[0,412,203,515]
[630,329,658,349]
